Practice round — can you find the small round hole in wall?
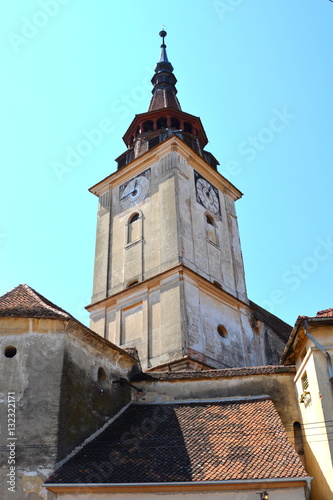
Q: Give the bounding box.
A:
[5,346,17,358]
[217,325,228,339]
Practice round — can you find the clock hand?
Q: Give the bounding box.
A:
[120,182,141,201]
[120,190,136,201]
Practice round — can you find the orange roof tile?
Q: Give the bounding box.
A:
[316,307,333,318]
[0,284,72,320]
[46,398,307,485]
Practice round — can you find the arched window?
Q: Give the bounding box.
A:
[171,117,180,129]
[184,122,192,134]
[205,214,218,245]
[143,120,154,132]
[157,117,167,129]
[293,422,304,455]
[127,212,141,244]
[97,367,108,388]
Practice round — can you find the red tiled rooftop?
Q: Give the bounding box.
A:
[133,365,295,381]
[316,307,333,318]
[0,284,72,320]
[46,398,307,485]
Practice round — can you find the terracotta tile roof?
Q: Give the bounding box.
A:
[316,307,333,318]
[0,284,73,320]
[46,398,307,485]
[133,365,295,381]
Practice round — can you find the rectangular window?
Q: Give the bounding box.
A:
[301,372,309,391]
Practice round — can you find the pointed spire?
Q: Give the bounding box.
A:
[157,29,173,71]
[148,29,182,112]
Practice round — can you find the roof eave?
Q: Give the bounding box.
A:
[44,476,312,494]
[281,314,333,364]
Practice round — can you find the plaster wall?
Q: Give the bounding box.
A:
[0,317,134,500]
[256,320,286,366]
[172,150,247,302]
[106,157,180,297]
[183,276,287,368]
[183,279,247,367]
[57,486,307,499]
[136,372,300,435]
[57,326,132,462]
[0,317,65,500]
[93,275,184,369]
[90,268,288,370]
[294,332,333,500]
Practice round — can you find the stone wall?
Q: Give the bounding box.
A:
[0,316,135,500]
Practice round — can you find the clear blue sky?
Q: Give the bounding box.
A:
[1,0,332,327]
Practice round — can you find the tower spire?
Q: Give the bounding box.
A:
[148,29,182,112]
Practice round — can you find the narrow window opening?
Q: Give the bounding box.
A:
[302,372,309,391]
[143,120,154,132]
[206,214,214,225]
[184,122,192,133]
[127,280,139,288]
[127,212,141,244]
[97,367,108,388]
[293,422,304,455]
[129,213,139,223]
[4,346,17,358]
[205,214,218,245]
[157,117,167,129]
[98,367,107,381]
[171,117,180,129]
[299,371,310,403]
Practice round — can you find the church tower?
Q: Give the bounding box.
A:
[87,31,289,370]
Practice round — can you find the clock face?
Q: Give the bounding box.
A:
[195,172,221,215]
[119,173,149,211]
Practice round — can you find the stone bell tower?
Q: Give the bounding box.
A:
[87,31,289,371]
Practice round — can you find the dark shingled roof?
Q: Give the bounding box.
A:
[0,284,73,320]
[46,398,307,485]
[250,300,292,341]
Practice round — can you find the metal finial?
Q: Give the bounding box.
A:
[159,28,167,48]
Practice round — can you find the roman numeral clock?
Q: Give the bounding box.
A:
[194,171,221,216]
[119,169,150,211]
